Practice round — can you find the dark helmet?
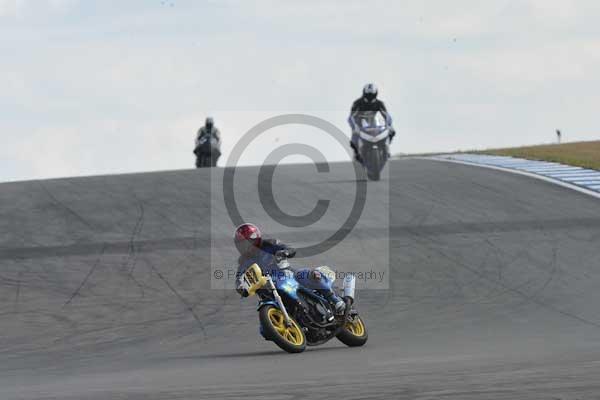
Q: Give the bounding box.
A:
[362,83,378,102]
[205,117,214,130]
[234,223,262,255]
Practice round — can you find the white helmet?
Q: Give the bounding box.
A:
[362,83,378,102]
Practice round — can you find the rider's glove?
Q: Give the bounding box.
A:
[284,248,296,258]
[236,276,250,297]
[389,128,396,143]
[275,248,296,262]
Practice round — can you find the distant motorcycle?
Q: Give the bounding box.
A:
[194,135,221,168]
[353,111,391,181]
[238,257,368,353]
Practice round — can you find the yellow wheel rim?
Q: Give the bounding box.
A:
[267,308,304,346]
[345,316,365,337]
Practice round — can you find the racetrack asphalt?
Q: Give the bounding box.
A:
[1,158,600,399]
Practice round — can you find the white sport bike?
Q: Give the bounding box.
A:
[353,110,392,181]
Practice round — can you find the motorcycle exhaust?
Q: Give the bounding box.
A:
[343,275,356,300]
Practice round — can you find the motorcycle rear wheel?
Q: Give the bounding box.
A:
[259,305,306,353]
[336,315,368,347]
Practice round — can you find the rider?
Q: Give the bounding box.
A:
[234,223,346,314]
[194,117,221,167]
[347,83,396,163]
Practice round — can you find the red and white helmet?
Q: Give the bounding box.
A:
[234,223,262,255]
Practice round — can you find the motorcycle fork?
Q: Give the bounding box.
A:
[266,277,293,327]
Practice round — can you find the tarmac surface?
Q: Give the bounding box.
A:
[1,158,600,399]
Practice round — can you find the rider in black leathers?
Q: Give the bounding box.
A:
[194,117,221,167]
[348,83,395,163]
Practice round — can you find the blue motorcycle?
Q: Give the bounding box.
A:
[238,257,368,353]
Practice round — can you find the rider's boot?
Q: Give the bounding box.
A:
[350,139,362,165]
[325,291,346,315]
[354,151,363,165]
[333,298,346,314]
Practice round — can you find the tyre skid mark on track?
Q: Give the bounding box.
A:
[472,240,533,306]
[125,192,216,329]
[4,217,600,261]
[392,203,437,306]
[407,231,536,315]
[144,256,208,341]
[431,242,600,329]
[37,181,97,233]
[14,269,22,311]
[517,244,559,307]
[48,315,184,349]
[124,195,146,298]
[63,244,107,307]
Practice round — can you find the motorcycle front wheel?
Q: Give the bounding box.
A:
[364,149,382,181]
[259,305,306,353]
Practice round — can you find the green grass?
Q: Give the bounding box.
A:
[476,141,600,170]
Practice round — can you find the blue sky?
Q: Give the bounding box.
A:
[1,0,599,182]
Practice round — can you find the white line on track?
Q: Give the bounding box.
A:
[422,154,600,200]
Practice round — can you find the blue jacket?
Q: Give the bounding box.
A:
[236,239,296,285]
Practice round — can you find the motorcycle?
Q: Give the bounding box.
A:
[238,257,368,353]
[353,111,391,181]
[194,135,221,168]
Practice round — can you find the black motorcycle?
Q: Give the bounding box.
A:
[194,135,221,168]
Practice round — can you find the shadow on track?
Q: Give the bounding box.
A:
[155,345,350,362]
[313,179,370,184]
